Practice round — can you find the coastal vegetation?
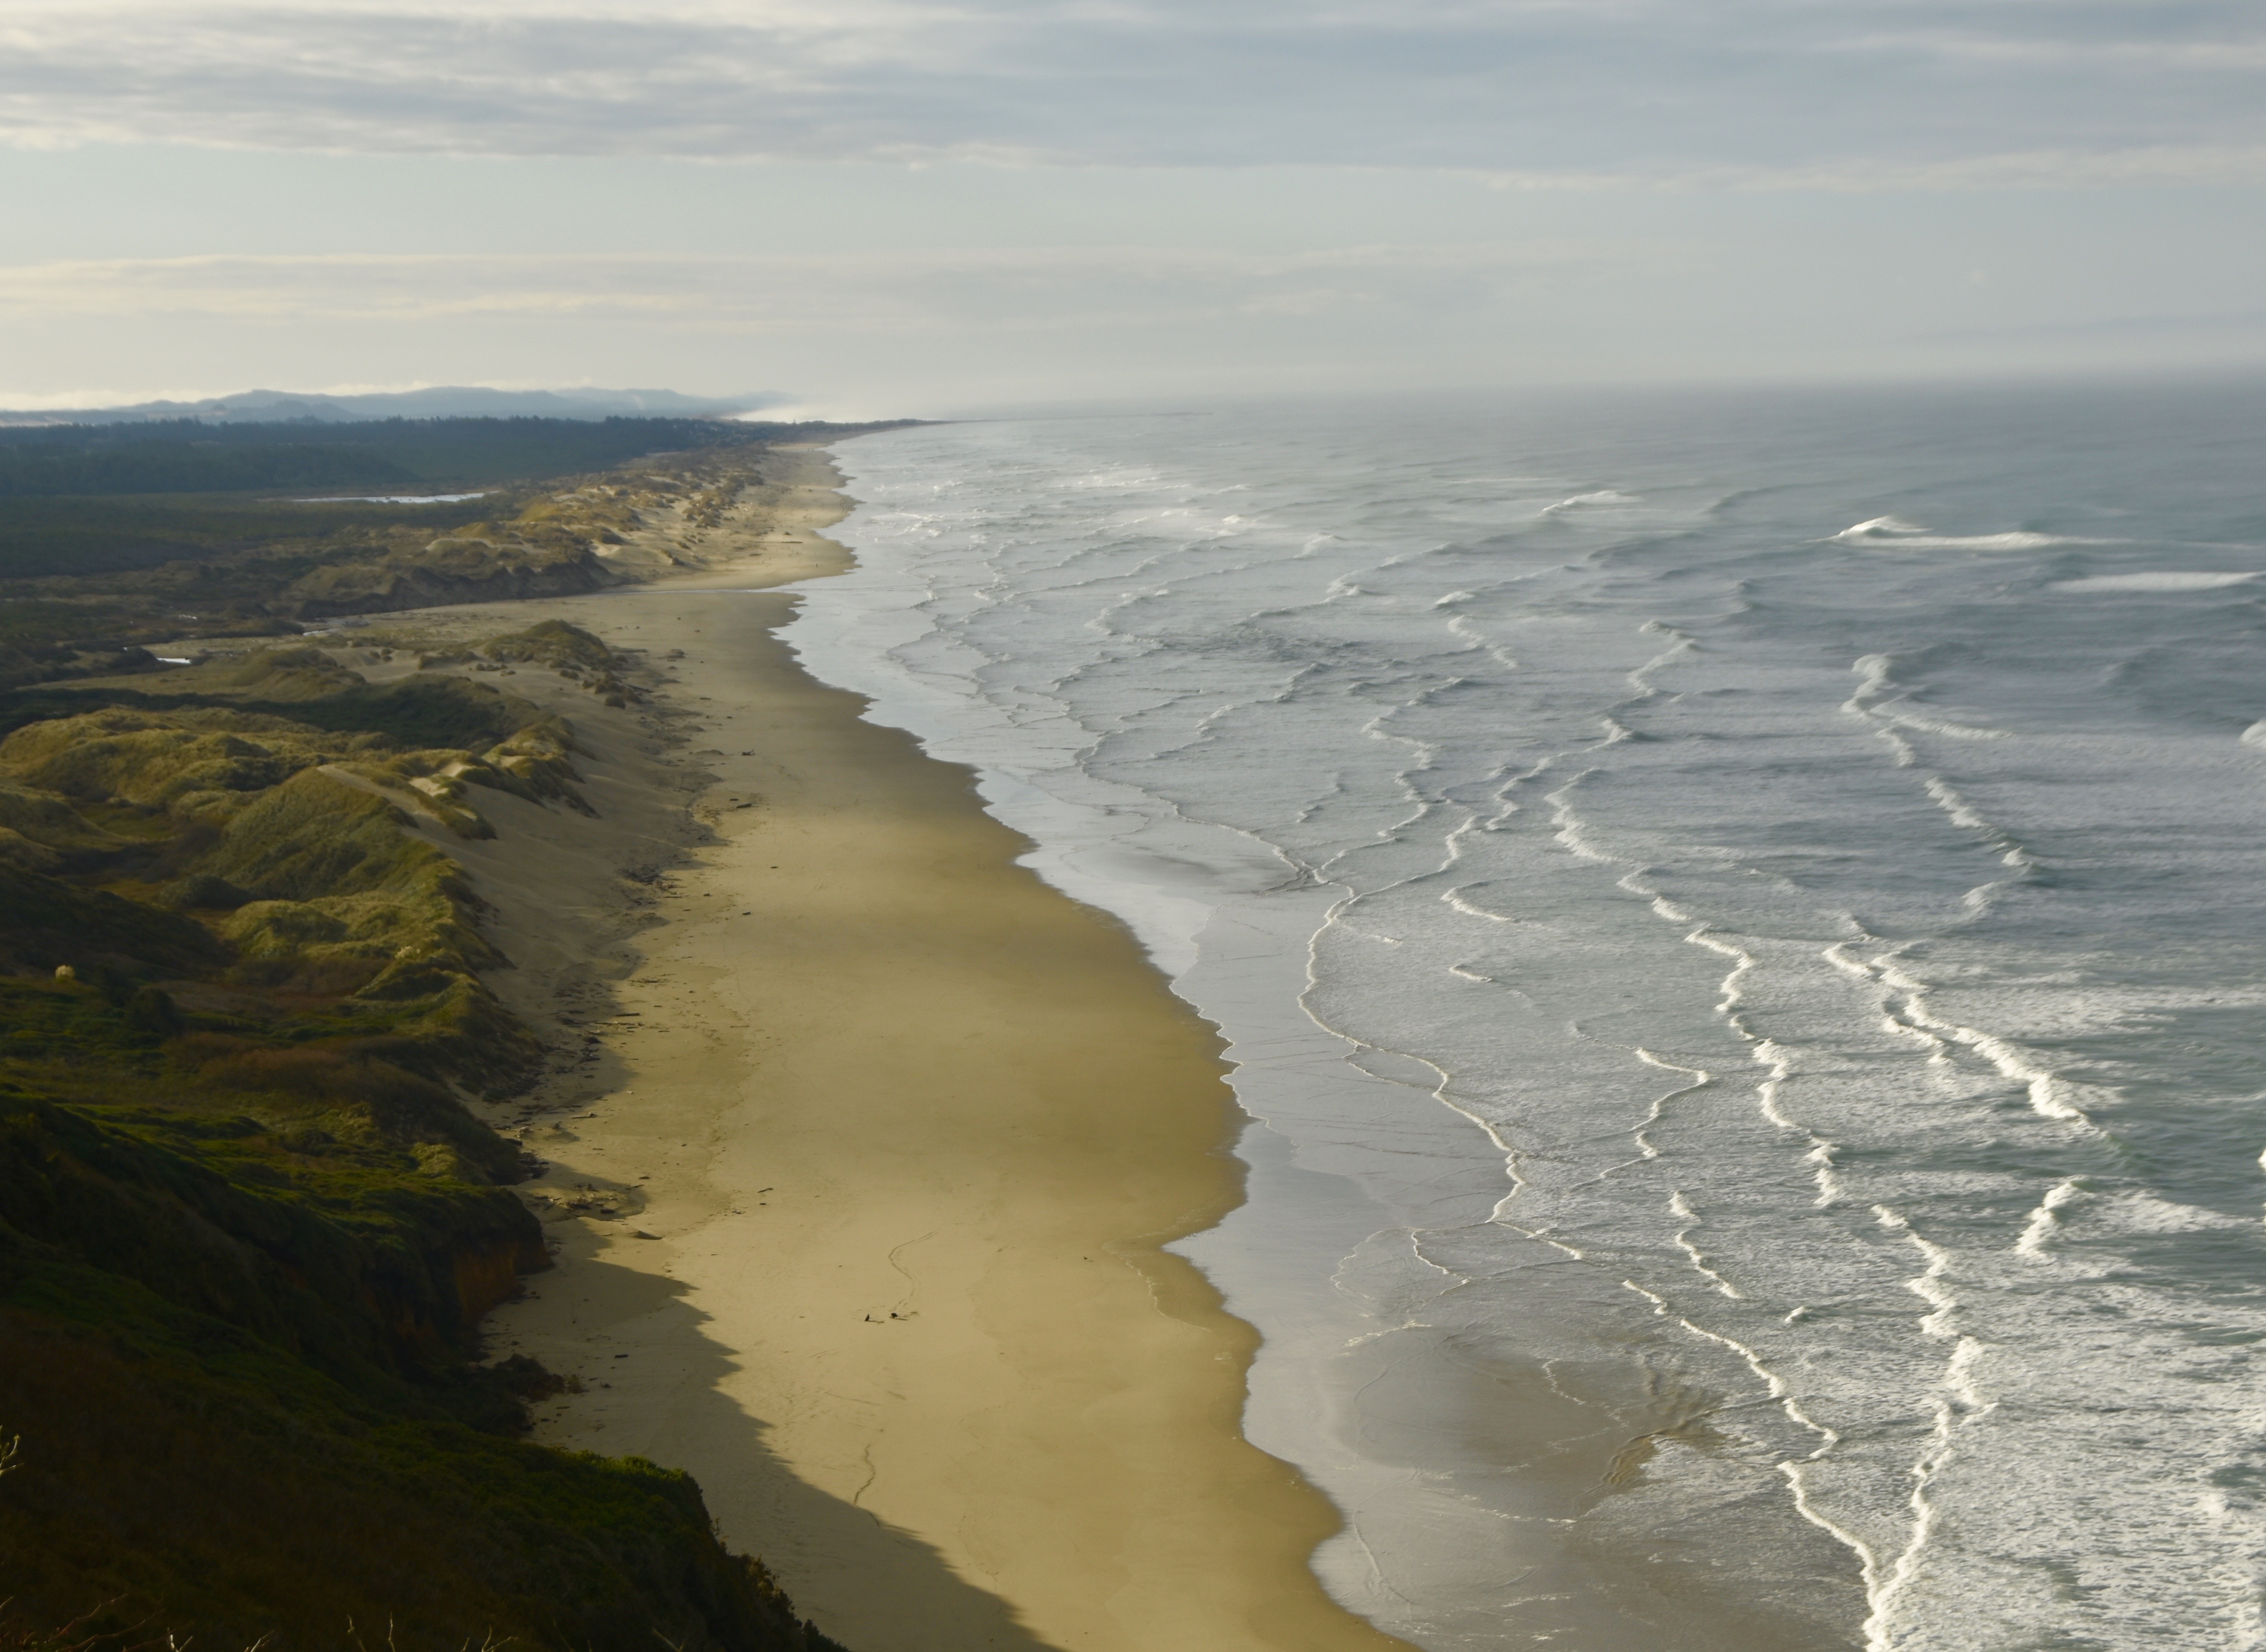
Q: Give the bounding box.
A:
[0,418,886,1650]
[0,413,916,584]
[0,415,913,677]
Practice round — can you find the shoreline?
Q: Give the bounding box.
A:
[407,447,1409,1652]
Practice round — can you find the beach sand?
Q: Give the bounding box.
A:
[401,449,1408,1652]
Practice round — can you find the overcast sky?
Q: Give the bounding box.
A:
[4,0,2264,412]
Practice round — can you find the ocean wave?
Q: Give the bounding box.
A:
[2049,571,2261,592]
[1832,515,2076,551]
[1539,488,1641,515]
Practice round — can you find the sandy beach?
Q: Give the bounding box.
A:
[390,448,1407,1652]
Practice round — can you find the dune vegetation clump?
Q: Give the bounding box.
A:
[0,628,844,1652]
[478,619,643,708]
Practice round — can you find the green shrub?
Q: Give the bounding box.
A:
[0,866,227,978]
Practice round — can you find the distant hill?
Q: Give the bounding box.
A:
[0,386,782,426]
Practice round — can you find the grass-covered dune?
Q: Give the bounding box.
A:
[0,494,501,585]
[0,624,843,1652]
[0,443,838,689]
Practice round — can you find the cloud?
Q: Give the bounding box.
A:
[1472,143,2266,193]
[1848,30,2266,72]
[0,1,2262,182]
[1908,307,2266,344]
[0,243,1618,333]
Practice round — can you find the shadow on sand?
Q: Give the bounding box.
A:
[511,1242,1063,1652]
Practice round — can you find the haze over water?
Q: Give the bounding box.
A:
[790,378,2266,1650]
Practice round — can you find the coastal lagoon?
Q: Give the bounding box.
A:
[797,379,2266,1651]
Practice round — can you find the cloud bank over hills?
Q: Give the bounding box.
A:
[1,0,2264,186]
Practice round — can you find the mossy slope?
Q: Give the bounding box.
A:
[0,628,842,1651]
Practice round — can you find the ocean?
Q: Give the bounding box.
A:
[784,378,2266,1651]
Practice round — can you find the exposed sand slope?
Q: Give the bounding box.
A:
[402,450,1408,1652]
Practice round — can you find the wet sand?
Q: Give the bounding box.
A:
[424,450,1409,1652]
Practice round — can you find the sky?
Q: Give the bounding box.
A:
[3,0,2265,414]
